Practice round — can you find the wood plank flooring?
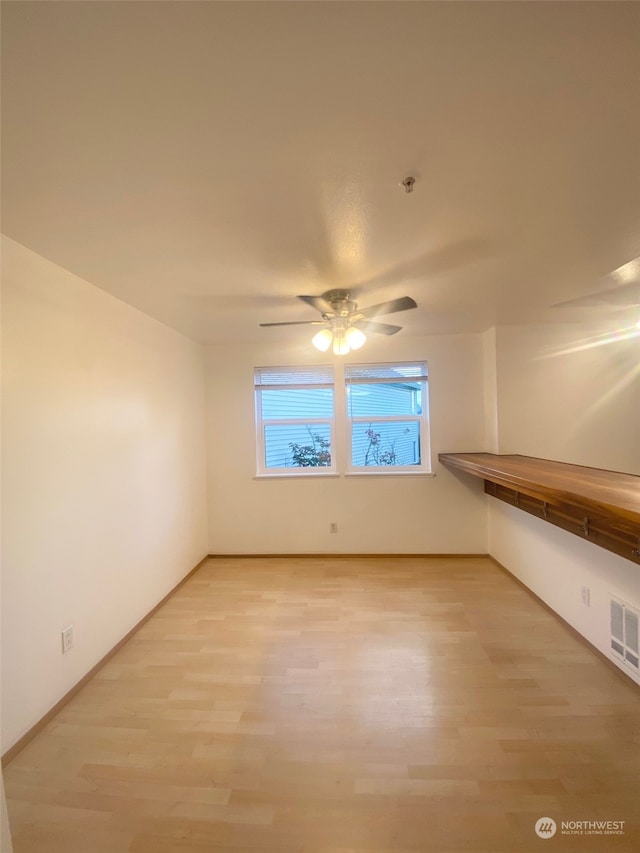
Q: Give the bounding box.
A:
[4,556,640,852]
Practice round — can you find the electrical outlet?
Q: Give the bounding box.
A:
[330,521,338,533]
[581,586,591,607]
[61,625,74,653]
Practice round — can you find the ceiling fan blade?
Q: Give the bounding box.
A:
[297,294,334,314]
[354,320,403,336]
[359,296,417,319]
[259,320,325,327]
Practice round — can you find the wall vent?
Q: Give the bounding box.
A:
[610,596,639,670]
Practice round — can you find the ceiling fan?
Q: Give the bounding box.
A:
[259,289,418,355]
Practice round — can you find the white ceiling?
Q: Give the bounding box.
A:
[2,1,639,344]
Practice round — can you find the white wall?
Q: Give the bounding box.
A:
[206,333,488,554]
[1,773,13,853]
[488,320,640,685]
[1,237,209,751]
[0,280,14,853]
[482,327,499,453]
[490,501,640,686]
[495,322,640,472]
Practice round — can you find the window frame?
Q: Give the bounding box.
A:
[254,361,431,478]
[254,366,337,476]
[344,362,431,474]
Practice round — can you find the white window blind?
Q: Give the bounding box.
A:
[344,363,429,383]
[255,365,334,389]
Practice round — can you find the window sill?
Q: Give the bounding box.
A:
[345,470,435,478]
[253,471,435,480]
[253,472,340,480]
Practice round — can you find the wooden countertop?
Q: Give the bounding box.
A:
[438,453,640,526]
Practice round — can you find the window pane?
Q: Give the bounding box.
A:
[348,382,421,417]
[261,388,334,420]
[351,421,421,467]
[264,423,332,469]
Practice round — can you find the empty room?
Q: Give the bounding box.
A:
[1,2,639,852]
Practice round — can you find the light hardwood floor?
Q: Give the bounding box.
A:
[4,556,640,852]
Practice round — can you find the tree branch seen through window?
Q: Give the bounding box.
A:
[289,429,331,467]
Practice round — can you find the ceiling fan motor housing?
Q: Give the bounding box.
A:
[322,289,359,317]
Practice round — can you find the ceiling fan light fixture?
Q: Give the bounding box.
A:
[332,327,350,356]
[345,326,366,350]
[311,328,333,352]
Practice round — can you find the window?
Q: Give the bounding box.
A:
[254,361,430,476]
[346,362,429,472]
[254,366,335,474]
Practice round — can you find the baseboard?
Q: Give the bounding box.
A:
[1,554,210,767]
[207,553,490,559]
[489,555,640,694]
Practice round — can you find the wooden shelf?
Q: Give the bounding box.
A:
[439,452,640,564]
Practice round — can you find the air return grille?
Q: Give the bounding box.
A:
[610,597,639,670]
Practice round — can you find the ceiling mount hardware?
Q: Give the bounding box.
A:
[402,176,416,193]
